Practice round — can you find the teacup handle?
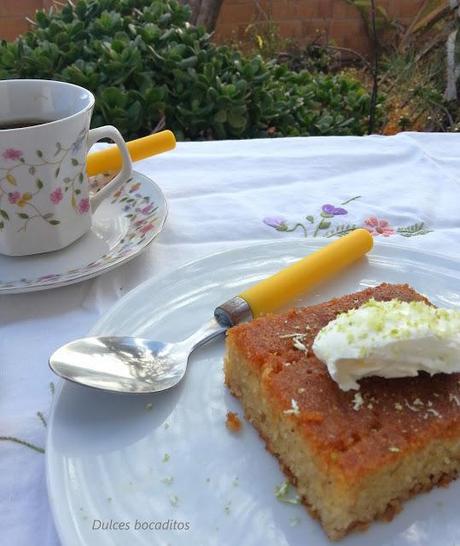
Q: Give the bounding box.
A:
[86,126,133,211]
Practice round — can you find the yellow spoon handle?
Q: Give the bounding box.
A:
[239,228,373,317]
[86,130,176,176]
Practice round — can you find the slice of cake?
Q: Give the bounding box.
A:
[224,283,460,540]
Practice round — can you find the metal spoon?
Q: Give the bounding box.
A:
[49,297,249,394]
[49,229,373,394]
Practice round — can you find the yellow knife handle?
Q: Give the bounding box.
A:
[86,130,176,177]
[239,229,373,317]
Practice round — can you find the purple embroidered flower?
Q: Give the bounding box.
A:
[8,191,21,204]
[78,198,90,214]
[2,148,23,161]
[263,216,288,231]
[322,204,347,216]
[50,187,63,204]
[123,205,131,212]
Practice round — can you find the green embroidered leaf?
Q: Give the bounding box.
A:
[397,222,432,237]
[79,173,84,183]
[54,142,62,156]
[320,211,333,219]
[318,220,331,229]
[75,188,81,195]
[0,209,9,220]
[48,220,60,225]
[0,221,3,229]
[17,212,29,219]
[36,150,43,158]
[29,166,36,175]
[55,167,60,177]
[43,213,54,219]
[306,215,314,224]
[71,158,79,166]
[325,224,357,238]
[340,195,362,205]
[36,179,44,189]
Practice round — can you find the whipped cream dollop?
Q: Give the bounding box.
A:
[312,299,460,391]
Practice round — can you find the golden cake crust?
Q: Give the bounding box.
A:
[227,283,460,481]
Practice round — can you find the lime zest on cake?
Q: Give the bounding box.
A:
[312,299,460,391]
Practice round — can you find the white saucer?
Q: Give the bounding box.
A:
[0,171,167,294]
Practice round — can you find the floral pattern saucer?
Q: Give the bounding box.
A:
[0,171,167,294]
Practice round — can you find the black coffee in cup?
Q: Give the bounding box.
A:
[0,118,55,130]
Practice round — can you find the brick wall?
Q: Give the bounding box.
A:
[215,0,425,53]
[0,0,424,54]
[0,0,52,41]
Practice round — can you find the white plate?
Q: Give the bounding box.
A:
[0,171,167,294]
[47,240,460,546]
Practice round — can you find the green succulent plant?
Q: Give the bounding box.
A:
[0,0,373,140]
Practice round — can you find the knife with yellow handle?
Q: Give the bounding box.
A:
[86,130,176,176]
[50,229,374,394]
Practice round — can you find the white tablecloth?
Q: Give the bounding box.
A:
[1,133,460,545]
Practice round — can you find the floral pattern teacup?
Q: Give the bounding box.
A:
[0,79,132,256]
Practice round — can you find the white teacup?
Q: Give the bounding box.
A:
[0,79,132,256]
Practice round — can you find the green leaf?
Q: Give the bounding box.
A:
[214,110,227,123]
[55,167,60,177]
[0,209,9,220]
[397,222,432,237]
[0,221,4,230]
[306,215,314,224]
[17,213,29,219]
[29,166,36,175]
[48,219,60,225]
[71,158,79,166]
[36,150,43,158]
[36,179,44,190]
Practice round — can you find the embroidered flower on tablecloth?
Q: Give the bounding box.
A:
[262,196,430,239]
[363,216,395,237]
[321,204,347,216]
[263,216,288,231]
